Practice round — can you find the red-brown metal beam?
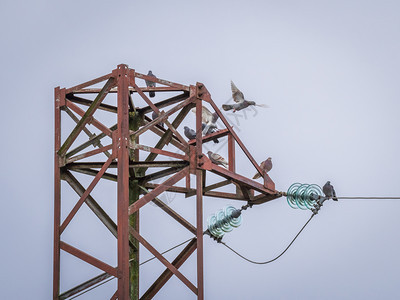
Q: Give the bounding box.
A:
[139,186,196,235]
[60,242,117,277]
[195,84,204,300]
[54,87,62,300]
[66,144,112,164]
[128,167,189,215]
[140,238,197,299]
[66,100,114,138]
[59,77,115,157]
[130,144,188,161]
[202,88,264,177]
[129,228,197,295]
[130,96,194,138]
[65,73,113,94]
[66,94,118,113]
[188,128,230,145]
[60,155,114,234]
[134,72,190,91]
[72,86,186,94]
[116,64,130,300]
[59,273,112,300]
[139,92,189,115]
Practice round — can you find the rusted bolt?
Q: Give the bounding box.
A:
[198,162,204,167]
[198,154,203,159]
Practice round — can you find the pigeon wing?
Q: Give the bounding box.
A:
[231,81,245,103]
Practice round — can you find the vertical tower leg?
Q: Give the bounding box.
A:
[117,65,130,299]
[195,85,204,299]
[53,87,62,300]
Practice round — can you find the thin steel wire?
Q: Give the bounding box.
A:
[220,213,316,265]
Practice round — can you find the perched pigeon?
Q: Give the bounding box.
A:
[222,81,268,112]
[253,157,272,179]
[323,181,338,201]
[184,126,196,140]
[145,70,156,98]
[202,123,219,143]
[152,111,164,128]
[207,151,228,168]
[191,106,219,134]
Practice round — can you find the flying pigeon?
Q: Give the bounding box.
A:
[253,157,272,179]
[222,81,268,112]
[145,70,156,98]
[184,126,196,140]
[207,151,228,168]
[191,106,219,134]
[152,111,164,128]
[202,123,219,143]
[323,181,338,201]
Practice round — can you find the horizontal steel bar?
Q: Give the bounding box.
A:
[134,72,190,91]
[66,94,118,113]
[130,144,188,161]
[72,86,187,94]
[66,160,189,169]
[188,128,230,145]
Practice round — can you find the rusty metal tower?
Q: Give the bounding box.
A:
[54,64,281,299]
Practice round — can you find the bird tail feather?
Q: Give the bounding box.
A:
[253,172,261,179]
[255,104,269,108]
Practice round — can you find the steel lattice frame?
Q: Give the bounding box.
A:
[54,64,281,300]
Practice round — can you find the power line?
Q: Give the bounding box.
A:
[337,196,400,199]
[219,213,316,265]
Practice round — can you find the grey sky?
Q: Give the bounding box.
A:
[1,0,400,299]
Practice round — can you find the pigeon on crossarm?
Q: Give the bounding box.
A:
[202,123,219,143]
[222,81,268,113]
[207,151,228,168]
[145,70,156,98]
[253,157,272,179]
[151,110,164,128]
[323,181,338,201]
[184,126,197,140]
[191,106,219,135]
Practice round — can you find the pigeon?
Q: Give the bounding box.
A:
[191,106,219,134]
[323,181,338,201]
[145,70,156,98]
[184,126,196,140]
[202,123,219,143]
[207,151,228,168]
[222,81,268,112]
[253,157,272,179]
[152,111,164,128]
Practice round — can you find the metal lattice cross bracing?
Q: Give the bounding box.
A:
[54,64,281,300]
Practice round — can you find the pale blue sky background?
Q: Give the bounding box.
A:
[1,1,400,299]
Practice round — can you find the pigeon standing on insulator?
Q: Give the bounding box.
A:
[145,70,156,98]
[202,123,219,143]
[207,151,229,168]
[184,126,196,140]
[323,181,338,201]
[191,106,219,134]
[152,111,164,128]
[253,157,272,179]
[222,81,268,113]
